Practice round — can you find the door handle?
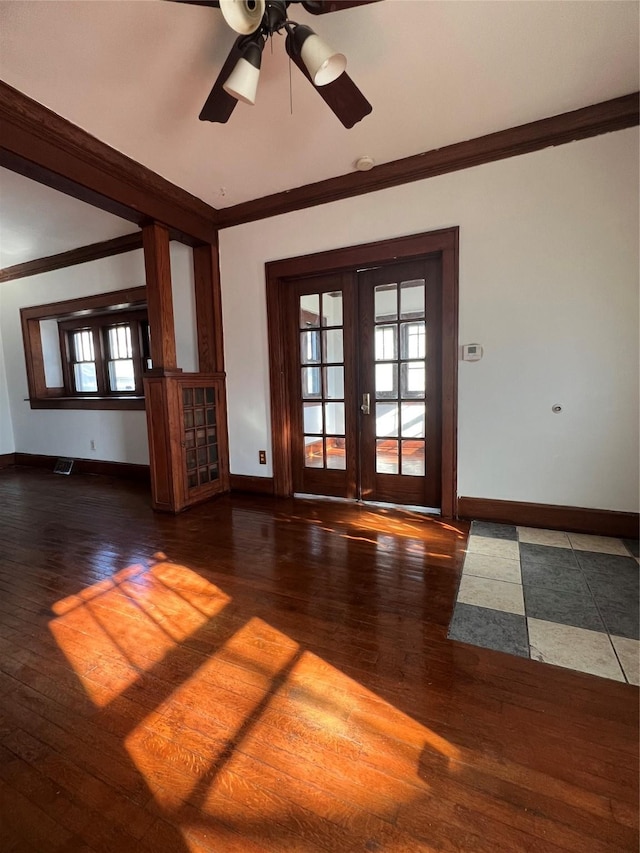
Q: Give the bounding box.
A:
[360,392,370,415]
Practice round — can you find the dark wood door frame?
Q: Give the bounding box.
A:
[266,227,459,519]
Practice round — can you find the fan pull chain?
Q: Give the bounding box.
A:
[288,51,293,115]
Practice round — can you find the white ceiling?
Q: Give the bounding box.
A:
[0,0,638,264]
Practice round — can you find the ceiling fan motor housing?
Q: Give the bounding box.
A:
[220,0,266,34]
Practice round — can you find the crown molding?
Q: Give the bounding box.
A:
[0,232,143,284]
[217,92,640,229]
[0,80,219,244]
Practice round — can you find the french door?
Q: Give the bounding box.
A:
[288,257,442,508]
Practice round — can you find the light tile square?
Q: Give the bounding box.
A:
[528,618,624,682]
[611,635,640,686]
[462,552,521,583]
[467,535,519,561]
[567,533,630,556]
[517,527,571,548]
[457,574,524,616]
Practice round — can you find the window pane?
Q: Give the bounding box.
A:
[322,291,343,327]
[304,436,324,468]
[300,294,320,328]
[401,402,425,438]
[326,438,346,470]
[300,331,321,365]
[401,440,425,476]
[400,280,425,319]
[401,362,425,398]
[303,402,323,434]
[324,402,345,436]
[375,284,397,322]
[108,359,135,392]
[301,367,321,399]
[74,362,97,393]
[73,330,94,362]
[400,322,426,359]
[375,402,399,437]
[375,325,397,361]
[322,329,343,364]
[323,366,344,400]
[376,439,398,474]
[375,363,397,399]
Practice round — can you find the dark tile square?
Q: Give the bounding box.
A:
[523,585,605,632]
[521,555,588,595]
[448,602,529,657]
[597,603,639,641]
[623,539,640,557]
[575,550,639,577]
[471,521,518,540]
[520,543,579,569]
[587,574,639,613]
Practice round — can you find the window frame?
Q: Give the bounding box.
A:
[20,286,148,411]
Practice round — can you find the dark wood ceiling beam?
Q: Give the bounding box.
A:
[217,92,640,229]
[0,232,143,284]
[0,80,219,245]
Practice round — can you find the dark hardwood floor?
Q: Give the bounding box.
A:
[0,467,637,853]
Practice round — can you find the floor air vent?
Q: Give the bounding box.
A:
[53,458,74,475]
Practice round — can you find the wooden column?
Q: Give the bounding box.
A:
[142,222,178,372]
[193,241,225,373]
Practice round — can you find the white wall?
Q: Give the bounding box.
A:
[0,318,15,454]
[0,250,150,464]
[219,128,639,513]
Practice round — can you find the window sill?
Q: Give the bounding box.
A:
[28,396,146,411]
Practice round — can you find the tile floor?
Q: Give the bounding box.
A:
[448,522,640,684]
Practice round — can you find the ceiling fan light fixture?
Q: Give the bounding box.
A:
[293,24,346,86]
[220,0,266,35]
[223,40,263,105]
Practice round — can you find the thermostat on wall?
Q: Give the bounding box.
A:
[462,343,483,362]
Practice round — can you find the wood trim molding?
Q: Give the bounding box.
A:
[19,286,147,322]
[266,228,459,518]
[229,474,275,495]
[218,93,640,228]
[0,80,218,244]
[458,497,639,540]
[14,452,150,483]
[0,233,143,284]
[193,241,225,373]
[0,453,16,469]
[143,222,178,371]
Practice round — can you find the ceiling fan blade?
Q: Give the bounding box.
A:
[199,36,244,123]
[286,40,371,128]
[299,1,382,14]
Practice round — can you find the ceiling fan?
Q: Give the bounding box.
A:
[170,0,379,127]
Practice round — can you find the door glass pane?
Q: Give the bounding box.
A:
[304,436,324,468]
[301,367,321,399]
[375,284,397,321]
[375,325,397,361]
[401,402,425,437]
[303,402,323,433]
[324,402,345,436]
[300,294,320,328]
[323,329,343,364]
[400,280,425,319]
[300,330,321,364]
[326,438,346,470]
[401,440,425,476]
[401,362,425,398]
[375,363,397,399]
[322,291,343,327]
[376,439,398,474]
[74,363,97,393]
[375,402,399,437]
[400,322,426,360]
[324,366,344,399]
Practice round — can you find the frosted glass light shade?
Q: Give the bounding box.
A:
[300,33,346,86]
[223,57,260,104]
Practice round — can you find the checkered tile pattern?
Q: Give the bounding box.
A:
[448,522,640,684]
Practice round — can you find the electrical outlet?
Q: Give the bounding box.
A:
[259,450,267,465]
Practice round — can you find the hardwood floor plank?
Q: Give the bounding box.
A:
[0,468,637,853]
